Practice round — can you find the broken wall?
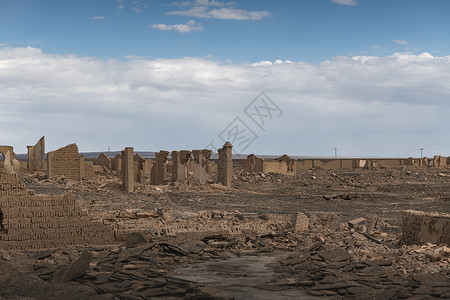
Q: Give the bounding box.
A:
[191,150,212,184]
[27,136,45,172]
[0,170,114,250]
[402,210,450,245]
[0,146,20,173]
[47,144,86,181]
[94,153,112,169]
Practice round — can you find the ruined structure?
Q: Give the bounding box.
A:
[402,210,450,245]
[192,150,212,184]
[218,142,233,187]
[151,151,169,185]
[121,147,134,193]
[47,144,94,180]
[0,146,20,173]
[111,153,122,174]
[27,136,45,172]
[94,153,112,170]
[171,150,191,183]
[0,169,114,250]
[134,153,152,183]
[242,154,296,175]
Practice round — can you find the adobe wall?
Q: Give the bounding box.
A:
[172,150,191,183]
[312,159,341,170]
[94,153,112,169]
[27,136,45,172]
[151,151,169,185]
[0,170,114,250]
[0,146,20,173]
[192,150,212,184]
[121,147,134,192]
[217,142,233,187]
[402,210,450,245]
[242,154,264,173]
[296,159,314,171]
[47,144,85,181]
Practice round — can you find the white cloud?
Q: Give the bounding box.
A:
[92,16,105,20]
[330,0,357,5]
[167,2,270,20]
[0,43,7,47]
[1,47,450,157]
[393,39,408,45]
[151,20,203,33]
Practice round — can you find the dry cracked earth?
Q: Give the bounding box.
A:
[1,166,449,299]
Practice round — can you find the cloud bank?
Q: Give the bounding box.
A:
[1,46,449,157]
[152,20,203,33]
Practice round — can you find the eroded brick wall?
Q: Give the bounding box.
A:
[402,210,450,245]
[47,144,83,180]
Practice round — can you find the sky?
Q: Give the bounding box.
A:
[0,0,449,158]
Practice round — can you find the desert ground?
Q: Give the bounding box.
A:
[1,165,449,299]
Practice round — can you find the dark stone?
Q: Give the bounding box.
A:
[54,250,93,282]
[125,232,148,248]
[318,247,351,262]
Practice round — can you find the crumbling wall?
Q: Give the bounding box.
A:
[217,142,233,187]
[0,146,20,173]
[121,147,134,192]
[262,155,296,175]
[172,150,191,183]
[402,210,450,245]
[151,151,169,185]
[192,150,212,184]
[27,136,45,172]
[0,170,114,249]
[296,160,314,171]
[94,153,112,169]
[242,154,264,173]
[47,144,87,181]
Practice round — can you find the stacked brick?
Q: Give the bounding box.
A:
[0,172,35,196]
[0,170,115,250]
[47,144,83,180]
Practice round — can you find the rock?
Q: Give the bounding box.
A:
[1,250,11,261]
[125,232,147,248]
[348,218,368,233]
[27,249,56,260]
[319,247,351,262]
[54,250,93,282]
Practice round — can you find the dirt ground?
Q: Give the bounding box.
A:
[1,166,449,299]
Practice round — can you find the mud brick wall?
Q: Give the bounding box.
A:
[402,210,450,245]
[151,151,168,185]
[218,142,233,187]
[27,136,45,172]
[94,153,112,169]
[172,151,191,183]
[192,150,212,184]
[47,144,84,181]
[0,194,115,250]
[121,147,134,192]
[0,172,35,196]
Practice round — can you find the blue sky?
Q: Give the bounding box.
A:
[1,0,450,157]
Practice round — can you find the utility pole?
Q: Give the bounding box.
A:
[334,147,337,158]
[419,148,424,159]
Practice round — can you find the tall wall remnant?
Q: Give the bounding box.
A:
[27,136,45,172]
[172,150,191,183]
[192,150,212,184]
[121,147,134,192]
[402,210,450,245]
[151,151,169,185]
[218,142,233,187]
[0,146,20,173]
[47,144,91,181]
